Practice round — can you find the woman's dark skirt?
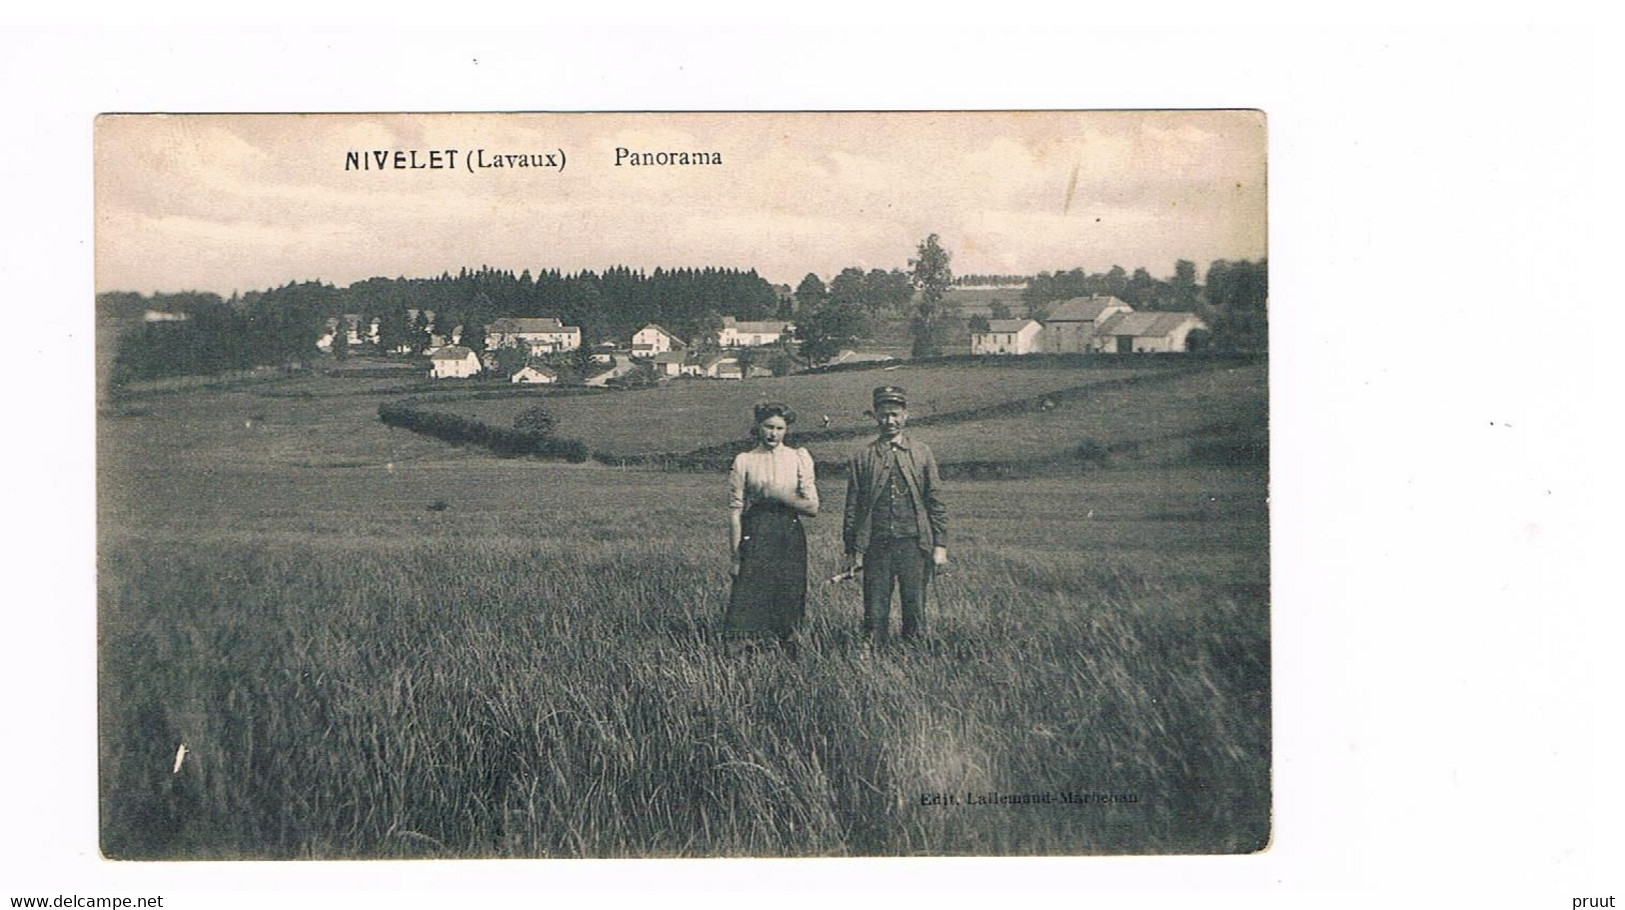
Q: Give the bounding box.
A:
[724,502,807,638]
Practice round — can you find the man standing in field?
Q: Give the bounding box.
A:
[842,386,948,642]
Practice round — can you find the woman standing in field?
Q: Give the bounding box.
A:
[725,402,818,651]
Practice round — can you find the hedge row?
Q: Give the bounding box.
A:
[378,400,591,462]
[801,350,1262,375]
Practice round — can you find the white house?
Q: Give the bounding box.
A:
[717,317,793,347]
[429,345,482,378]
[485,317,581,354]
[649,350,689,378]
[631,324,684,357]
[1092,312,1208,353]
[510,365,558,384]
[1039,296,1133,353]
[971,318,1043,355]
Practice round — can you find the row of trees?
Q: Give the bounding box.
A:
[345,265,784,352]
[952,274,1028,287]
[105,246,1269,384]
[792,234,959,363]
[103,265,787,383]
[105,287,335,383]
[1022,261,1203,314]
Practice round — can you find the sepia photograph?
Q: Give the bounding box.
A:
[95,110,1270,860]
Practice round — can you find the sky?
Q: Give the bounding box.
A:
[95,111,1266,296]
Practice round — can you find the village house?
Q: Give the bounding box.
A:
[631,324,684,357]
[1038,295,1133,353]
[693,352,743,379]
[318,314,371,351]
[649,350,688,378]
[428,345,482,379]
[510,364,558,384]
[717,316,793,347]
[485,317,581,354]
[1092,312,1209,353]
[971,318,1043,355]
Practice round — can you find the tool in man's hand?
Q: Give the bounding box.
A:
[827,565,863,584]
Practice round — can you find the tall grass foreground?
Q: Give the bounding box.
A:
[99,535,1268,858]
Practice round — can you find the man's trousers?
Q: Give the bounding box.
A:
[861,536,929,640]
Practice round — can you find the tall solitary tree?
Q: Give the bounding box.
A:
[407,309,428,353]
[794,273,828,313]
[330,320,349,362]
[460,318,487,353]
[908,233,954,358]
[1173,259,1200,308]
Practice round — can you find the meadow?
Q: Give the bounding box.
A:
[436,360,1174,457]
[97,356,1270,858]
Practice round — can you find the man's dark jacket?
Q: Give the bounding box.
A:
[842,434,947,556]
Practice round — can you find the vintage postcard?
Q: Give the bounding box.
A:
[96,111,1269,859]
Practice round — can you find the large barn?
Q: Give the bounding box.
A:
[1092,312,1208,353]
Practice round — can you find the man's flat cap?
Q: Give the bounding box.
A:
[873,385,907,408]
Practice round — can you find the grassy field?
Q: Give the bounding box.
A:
[432,360,1176,457]
[798,364,1267,466]
[98,358,1270,858]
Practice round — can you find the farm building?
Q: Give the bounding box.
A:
[1039,295,1133,353]
[632,324,684,357]
[1092,312,1208,353]
[510,365,558,384]
[717,317,793,347]
[971,318,1043,355]
[485,317,581,353]
[649,350,688,378]
[429,345,482,379]
[693,352,743,379]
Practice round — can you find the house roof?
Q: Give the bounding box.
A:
[1095,311,1203,337]
[698,353,738,369]
[638,323,680,339]
[979,319,1040,334]
[650,351,687,363]
[829,349,896,365]
[1046,296,1131,322]
[489,317,573,334]
[429,345,478,360]
[515,365,557,377]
